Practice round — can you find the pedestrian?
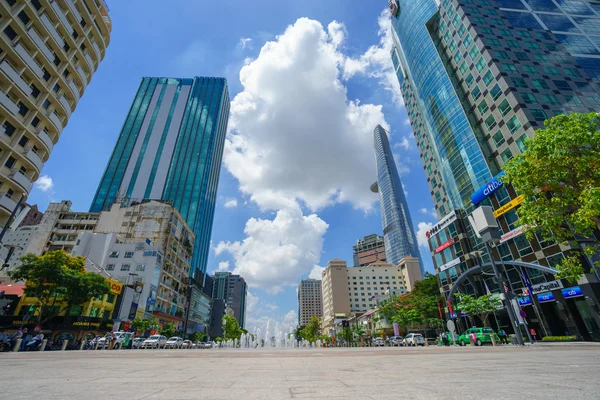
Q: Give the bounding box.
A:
[109,331,117,350]
[498,328,507,344]
[19,328,29,351]
[530,327,537,342]
[471,332,477,346]
[443,332,450,346]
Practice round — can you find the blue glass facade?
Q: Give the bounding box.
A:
[90,77,230,279]
[373,125,424,276]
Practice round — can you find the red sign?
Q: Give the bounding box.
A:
[435,238,456,254]
[122,321,131,331]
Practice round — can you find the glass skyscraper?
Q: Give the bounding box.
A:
[371,124,424,276]
[388,0,600,339]
[90,76,230,279]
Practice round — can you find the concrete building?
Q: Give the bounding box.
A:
[389,0,600,340]
[397,256,423,292]
[211,271,247,329]
[371,125,424,276]
[321,259,351,335]
[89,76,230,280]
[297,279,322,328]
[0,0,111,224]
[353,234,386,267]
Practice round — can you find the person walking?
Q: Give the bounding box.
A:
[19,328,29,351]
[498,328,507,344]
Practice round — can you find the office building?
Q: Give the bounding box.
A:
[297,279,322,328]
[0,0,111,224]
[389,0,600,340]
[321,259,350,335]
[353,234,386,267]
[89,76,230,280]
[371,125,424,275]
[211,271,247,328]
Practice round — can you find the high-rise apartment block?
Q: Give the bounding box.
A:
[0,0,111,224]
[371,125,424,275]
[211,271,247,329]
[90,76,230,280]
[353,234,386,267]
[297,279,322,328]
[389,0,600,340]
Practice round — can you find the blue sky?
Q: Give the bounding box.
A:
[27,0,437,331]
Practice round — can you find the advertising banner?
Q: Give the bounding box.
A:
[435,238,456,254]
[127,282,144,320]
[561,286,583,299]
[500,225,530,244]
[531,280,563,295]
[426,211,457,239]
[518,296,532,306]
[537,292,555,303]
[493,195,525,218]
[471,171,505,205]
[393,322,400,336]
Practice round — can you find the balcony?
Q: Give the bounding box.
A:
[65,0,82,22]
[0,91,19,115]
[27,27,54,62]
[51,2,73,35]
[24,148,44,173]
[37,129,54,153]
[14,44,44,78]
[11,171,33,193]
[59,96,72,118]
[40,14,63,46]
[48,111,64,133]
[0,194,18,214]
[0,61,31,96]
[92,41,101,60]
[76,65,87,85]
[84,52,95,72]
[68,80,80,102]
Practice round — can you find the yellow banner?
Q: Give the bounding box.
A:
[494,195,525,218]
[107,279,123,295]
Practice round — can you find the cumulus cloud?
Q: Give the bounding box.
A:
[217,261,231,272]
[215,204,328,293]
[224,198,238,208]
[342,10,403,107]
[309,265,324,280]
[224,17,388,213]
[246,291,259,314]
[34,175,54,192]
[420,208,438,218]
[239,37,253,49]
[416,222,434,248]
[394,137,410,150]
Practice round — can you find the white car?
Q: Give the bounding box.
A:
[166,337,184,349]
[402,333,425,347]
[141,335,167,349]
[132,337,146,349]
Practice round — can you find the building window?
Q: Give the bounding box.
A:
[492,131,505,147]
[136,264,146,272]
[500,148,513,163]
[522,93,538,105]
[31,0,42,10]
[121,264,130,271]
[3,25,17,41]
[124,251,134,258]
[18,136,29,147]
[109,251,119,258]
[5,156,16,169]
[498,99,511,116]
[3,122,15,137]
[507,116,522,134]
[17,102,29,117]
[106,264,115,271]
[490,84,502,101]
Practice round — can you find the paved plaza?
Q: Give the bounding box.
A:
[2,344,599,399]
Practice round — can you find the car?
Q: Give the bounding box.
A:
[373,337,385,346]
[457,327,498,346]
[388,336,404,346]
[96,332,133,349]
[141,335,167,349]
[166,337,184,349]
[132,337,146,349]
[199,341,213,349]
[436,332,458,345]
[182,340,196,349]
[402,333,425,346]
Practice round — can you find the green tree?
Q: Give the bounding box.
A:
[454,293,501,327]
[504,112,600,282]
[7,251,110,324]
[190,331,207,342]
[160,322,177,338]
[299,316,320,343]
[222,314,243,340]
[341,326,353,344]
[131,317,157,334]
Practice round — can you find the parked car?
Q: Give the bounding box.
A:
[402,333,425,346]
[373,337,385,346]
[141,335,167,349]
[182,340,193,349]
[132,337,146,349]
[200,341,213,349]
[165,336,184,349]
[435,332,458,345]
[457,327,498,346]
[388,336,404,346]
[96,331,133,349]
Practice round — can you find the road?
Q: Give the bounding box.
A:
[2,344,599,399]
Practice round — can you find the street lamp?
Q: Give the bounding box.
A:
[470,206,525,346]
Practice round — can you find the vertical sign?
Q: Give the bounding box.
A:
[128,282,144,320]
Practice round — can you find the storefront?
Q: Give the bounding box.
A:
[0,315,114,340]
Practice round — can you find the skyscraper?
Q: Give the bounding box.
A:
[0,0,111,224]
[388,0,600,339]
[371,125,424,275]
[211,271,247,329]
[352,234,386,267]
[90,76,230,279]
[297,279,322,328]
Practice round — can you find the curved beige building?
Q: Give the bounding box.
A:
[0,0,111,223]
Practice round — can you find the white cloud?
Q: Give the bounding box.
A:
[246,291,259,314]
[215,204,328,294]
[309,265,324,280]
[420,208,438,218]
[217,261,231,272]
[416,222,434,248]
[34,175,54,192]
[239,37,253,49]
[224,198,238,208]
[402,183,408,197]
[342,10,403,107]
[393,137,410,150]
[403,118,411,126]
[224,17,388,213]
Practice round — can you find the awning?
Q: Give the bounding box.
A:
[0,284,25,296]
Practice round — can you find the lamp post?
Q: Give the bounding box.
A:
[471,206,524,346]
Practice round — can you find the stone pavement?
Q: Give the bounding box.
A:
[2,345,599,399]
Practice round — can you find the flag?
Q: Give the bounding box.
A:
[521,267,534,296]
[370,295,376,300]
[437,300,443,318]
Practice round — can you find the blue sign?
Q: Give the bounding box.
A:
[471,171,505,205]
[537,292,555,303]
[562,286,583,299]
[518,296,532,306]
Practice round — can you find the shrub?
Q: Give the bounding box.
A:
[541,336,577,342]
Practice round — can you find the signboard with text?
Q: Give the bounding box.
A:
[471,171,505,205]
[426,211,457,239]
[493,195,525,218]
[531,280,563,295]
[537,292,555,303]
[561,286,583,299]
[435,237,456,254]
[499,225,529,244]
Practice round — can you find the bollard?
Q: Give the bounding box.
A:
[61,340,68,351]
[40,339,48,351]
[13,339,22,352]
[490,334,496,347]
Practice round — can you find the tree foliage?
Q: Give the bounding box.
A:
[504,112,600,281]
[7,251,110,324]
[131,317,157,334]
[222,314,243,341]
[299,316,320,343]
[190,331,207,342]
[160,322,177,338]
[454,293,501,327]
